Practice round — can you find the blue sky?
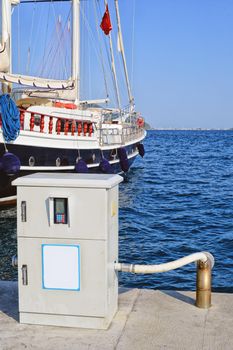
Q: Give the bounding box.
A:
[125,1,233,129]
[6,0,233,129]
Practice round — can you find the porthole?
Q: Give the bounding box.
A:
[56,157,61,167]
[29,156,35,167]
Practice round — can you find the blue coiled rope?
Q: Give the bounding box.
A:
[0,94,20,142]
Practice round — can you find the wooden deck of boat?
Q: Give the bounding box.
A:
[0,281,232,350]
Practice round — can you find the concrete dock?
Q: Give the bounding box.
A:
[0,281,232,350]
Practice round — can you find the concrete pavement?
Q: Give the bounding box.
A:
[0,281,232,350]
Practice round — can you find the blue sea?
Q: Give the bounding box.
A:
[1,130,233,292]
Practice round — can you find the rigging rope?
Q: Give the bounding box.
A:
[94,0,109,99]
[102,0,121,109]
[17,5,21,72]
[41,3,51,75]
[0,94,20,142]
[51,5,71,79]
[39,5,71,80]
[131,0,135,91]
[26,1,36,74]
[80,1,110,99]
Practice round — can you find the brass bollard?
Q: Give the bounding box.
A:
[196,258,212,308]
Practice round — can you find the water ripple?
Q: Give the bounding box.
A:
[1,130,233,292]
[119,130,233,291]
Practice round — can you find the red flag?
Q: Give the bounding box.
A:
[100,4,112,35]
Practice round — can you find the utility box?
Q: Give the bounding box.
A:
[13,173,123,329]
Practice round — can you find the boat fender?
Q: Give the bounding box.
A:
[64,103,77,110]
[75,159,89,173]
[99,158,113,174]
[2,152,21,175]
[137,143,145,158]
[54,101,65,108]
[54,102,77,110]
[118,147,129,172]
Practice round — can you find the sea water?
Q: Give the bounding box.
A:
[1,130,233,291]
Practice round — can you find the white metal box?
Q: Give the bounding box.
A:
[13,173,122,329]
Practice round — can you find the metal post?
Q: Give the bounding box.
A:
[196,258,212,308]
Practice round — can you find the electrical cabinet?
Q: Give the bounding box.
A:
[13,173,122,329]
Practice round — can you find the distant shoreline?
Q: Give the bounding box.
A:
[146,128,233,131]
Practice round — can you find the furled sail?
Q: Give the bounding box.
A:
[0,42,10,72]
[0,72,75,89]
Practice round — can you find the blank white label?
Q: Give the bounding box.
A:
[42,244,80,290]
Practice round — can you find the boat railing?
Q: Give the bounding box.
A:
[122,124,145,143]
[0,109,96,138]
[98,123,144,146]
[0,109,145,143]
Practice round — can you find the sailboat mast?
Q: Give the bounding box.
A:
[72,0,80,102]
[1,0,11,92]
[103,0,121,109]
[1,0,11,63]
[114,0,134,109]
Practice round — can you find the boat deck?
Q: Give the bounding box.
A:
[0,281,232,350]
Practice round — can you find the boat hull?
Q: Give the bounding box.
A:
[0,142,139,205]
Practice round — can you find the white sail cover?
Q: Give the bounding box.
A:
[0,72,75,89]
[0,47,10,72]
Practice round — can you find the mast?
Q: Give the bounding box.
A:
[103,0,121,109]
[114,0,134,109]
[1,0,11,67]
[1,0,11,92]
[108,32,121,109]
[72,0,80,102]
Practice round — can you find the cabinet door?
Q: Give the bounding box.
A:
[18,237,107,317]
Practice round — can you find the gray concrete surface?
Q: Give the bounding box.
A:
[0,281,232,350]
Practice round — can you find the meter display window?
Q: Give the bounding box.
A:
[54,198,68,224]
